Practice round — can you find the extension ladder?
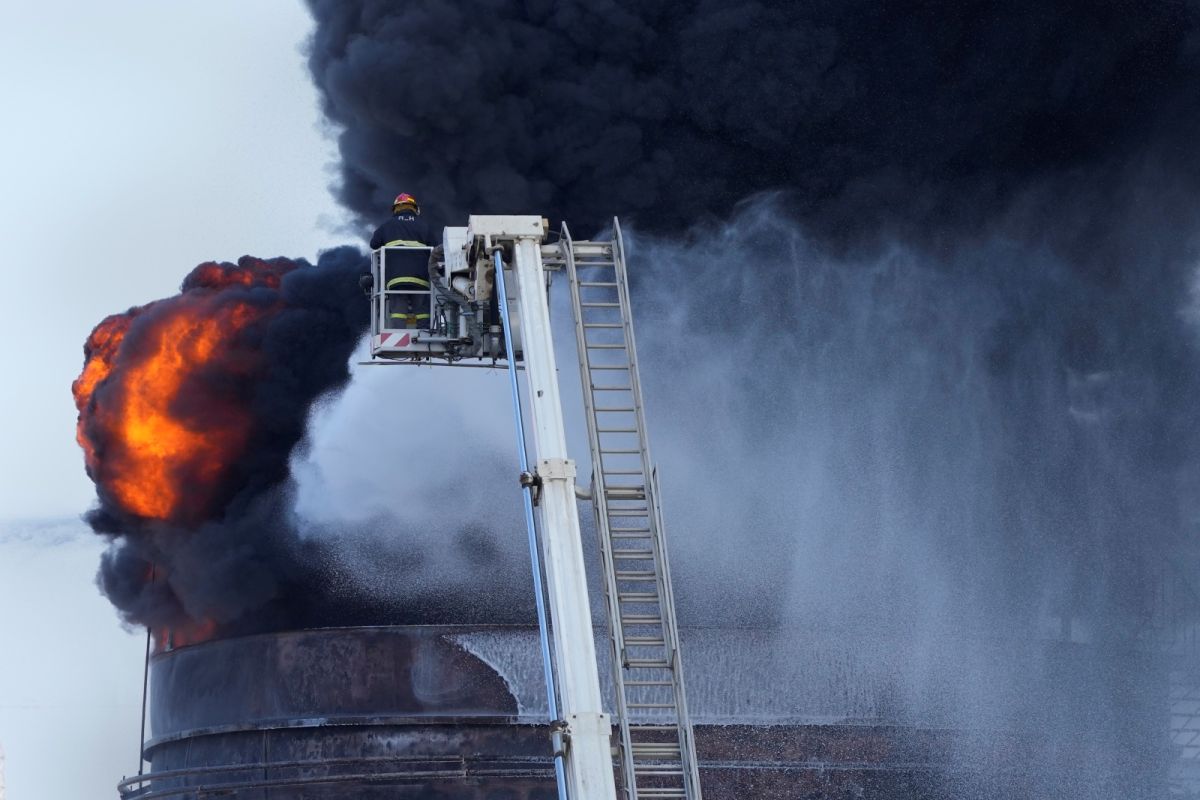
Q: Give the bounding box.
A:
[560,220,704,800]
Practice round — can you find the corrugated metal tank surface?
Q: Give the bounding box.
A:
[121,625,1167,799]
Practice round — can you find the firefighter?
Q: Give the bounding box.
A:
[370,193,433,329]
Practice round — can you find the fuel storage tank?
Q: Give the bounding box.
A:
[121,624,1167,799]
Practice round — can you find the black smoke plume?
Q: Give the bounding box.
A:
[302,2,1200,797]
[76,249,377,638]
[302,0,1200,626]
[305,0,1200,238]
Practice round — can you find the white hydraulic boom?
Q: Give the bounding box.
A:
[365,215,702,800]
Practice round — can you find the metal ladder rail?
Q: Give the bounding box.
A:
[611,220,702,800]
[564,221,703,800]
[593,232,692,800]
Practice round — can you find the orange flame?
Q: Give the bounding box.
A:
[187,261,284,290]
[72,313,136,472]
[153,617,220,651]
[108,300,257,520]
[74,260,293,524]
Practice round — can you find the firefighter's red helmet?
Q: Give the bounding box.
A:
[393,193,419,214]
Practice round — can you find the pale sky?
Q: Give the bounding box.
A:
[0,3,354,797]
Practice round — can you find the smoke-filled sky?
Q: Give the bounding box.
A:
[6,1,1200,799]
[301,3,1200,796]
[304,0,1200,639]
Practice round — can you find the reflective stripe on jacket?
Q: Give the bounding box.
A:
[386,275,431,290]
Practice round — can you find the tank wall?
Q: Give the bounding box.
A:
[149,625,518,744]
[126,625,1169,799]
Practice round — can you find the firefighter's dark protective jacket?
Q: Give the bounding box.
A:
[370,212,434,249]
[370,211,434,327]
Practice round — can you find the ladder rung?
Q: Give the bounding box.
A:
[628,725,678,732]
[631,752,681,762]
[611,532,651,539]
[608,510,649,516]
[583,323,624,329]
[615,573,658,581]
[603,467,642,474]
[633,767,685,775]
[599,447,640,453]
[580,302,621,307]
[626,637,666,645]
[618,593,659,602]
[579,281,618,287]
[597,427,638,433]
[592,385,632,391]
[631,741,680,751]
[627,701,675,708]
[586,343,627,349]
[613,549,655,558]
[596,408,636,413]
[625,659,671,669]
[621,618,665,626]
[589,365,630,370]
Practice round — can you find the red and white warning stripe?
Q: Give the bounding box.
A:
[376,332,412,349]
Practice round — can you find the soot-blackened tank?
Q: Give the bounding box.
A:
[122,625,554,799]
[119,624,1167,799]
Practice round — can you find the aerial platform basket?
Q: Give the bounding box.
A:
[367,221,529,363]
